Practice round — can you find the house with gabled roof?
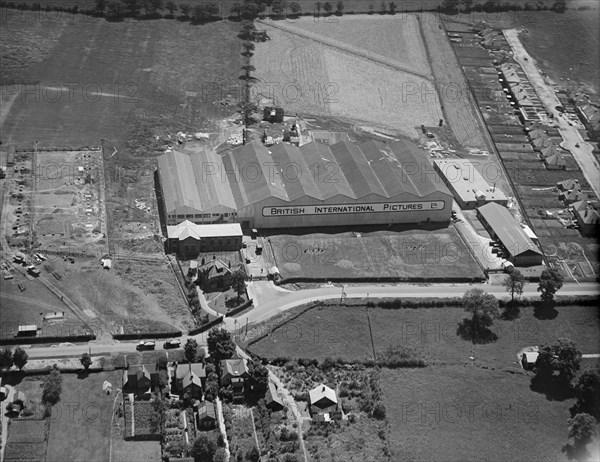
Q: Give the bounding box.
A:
[176,363,206,400]
[309,384,338,417]
[198,259,233,291]
[122,365,160,396]
[221,358,249,402]
[265,381,285,411]
[196,401,216,429]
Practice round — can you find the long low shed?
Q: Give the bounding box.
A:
[477,202,543,266]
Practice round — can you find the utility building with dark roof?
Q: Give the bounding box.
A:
[158,139,452,230]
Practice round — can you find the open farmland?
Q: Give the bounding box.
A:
[382,367,582,462]
[0,12,242,147]
[250,302,600,366]
[253,15,443,138]
[289,14,432,78]
[267,227,484,281]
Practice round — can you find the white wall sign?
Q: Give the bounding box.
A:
[262,201,446,216]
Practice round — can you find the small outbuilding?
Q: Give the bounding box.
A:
[196,402,216,429]
[521,351,539,370]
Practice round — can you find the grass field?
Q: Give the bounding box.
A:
[253,14,443,138]
[45,371,121,462]
[381,366,579,462]
[250,303,600,367]
[268,227,484,281]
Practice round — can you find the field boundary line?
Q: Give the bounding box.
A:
[365,305,377,360]
[257,19,434,83]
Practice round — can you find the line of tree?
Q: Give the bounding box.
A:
[0,0,569,23]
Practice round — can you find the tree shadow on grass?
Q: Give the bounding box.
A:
[76,370,90,380]
[501,301,520,320]
[533,301,559,320]
[456,319,498,344]
[530,374,574,401]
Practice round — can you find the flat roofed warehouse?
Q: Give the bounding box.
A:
[157,139,453,229]
[433,159,508,209]
[477,202,543,266]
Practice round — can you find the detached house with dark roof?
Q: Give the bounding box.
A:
[123,365,160,396]
[175,363,206,400]
[221,358,249,402]
[198,259,233,291]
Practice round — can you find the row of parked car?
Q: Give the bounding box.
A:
[136,338,181,351]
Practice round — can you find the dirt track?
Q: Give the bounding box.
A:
[257,19,434,82]
[419,15,487,149]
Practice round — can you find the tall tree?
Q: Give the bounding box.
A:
[184,338,200,363]
[289,1,302,16]
[335,0,344,15]
[207,328,236,363]
[388,2,396,14]
[0,348,13,370]
[323,1,332,14]
[231,270,246,302]
[573,367,600,418]
[80,353,92,371]
[503,269,525,304]
[568,413,595,454]
[191,433,217,461]
[95,0,107,14]
[165,0,176,16]
[42,366,63,405]
[247,359,269,392]
[13,347,28,371]
[124,0,141,17]
[462,288,499,342]
[534,338,582,386]
[179,3,191,18]
[106,0,124,19]
[538,268,564,302]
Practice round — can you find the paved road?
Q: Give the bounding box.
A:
[504,29,600,199]
[18,281,600,359]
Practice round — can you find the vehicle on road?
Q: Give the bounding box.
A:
[136,340,156,351]
[163,339,181,349]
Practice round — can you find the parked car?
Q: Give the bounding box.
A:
[27,266,40,277]
[163,339,181,349]
[136,341,155,351]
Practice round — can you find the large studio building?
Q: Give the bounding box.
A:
[157,139,453,230]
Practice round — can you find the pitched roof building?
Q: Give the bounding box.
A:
[158,139,452,230]
[477,202,543,266]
